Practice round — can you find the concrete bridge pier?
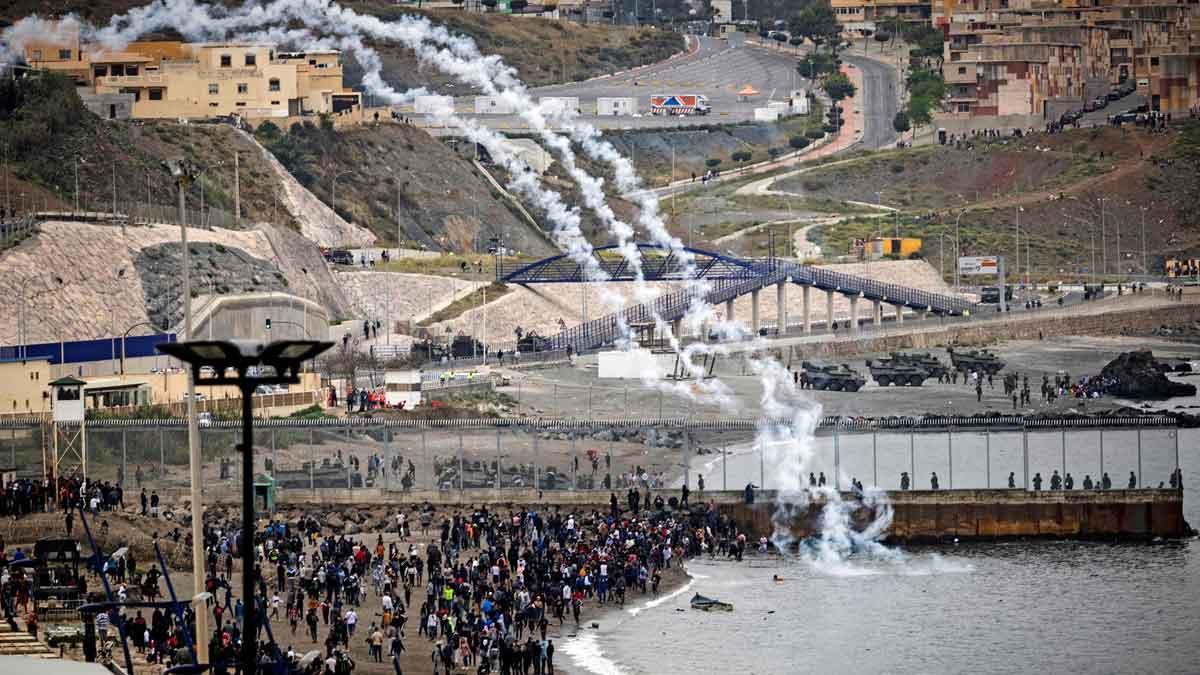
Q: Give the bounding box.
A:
[802,285,811,334]
[671,318,682,340]
[849,295,860,335]
[751,289,761,335]
[895,304,904,324]
[775,282,788,336]
[825,290,834,333]
[872,300,882,327]
[725,299,734,323]
[922,309,930,321]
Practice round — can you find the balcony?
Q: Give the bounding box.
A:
[945,66,979,83]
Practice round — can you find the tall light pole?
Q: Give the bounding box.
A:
[3,138,11,217]
[163,158,209,666]
[953,209,964,292]
[1099,197,1108,277]
[74,155,83,214]
[233,150,241,228]
[330,168,347,234]
[1139,206,1147,275]
[1014,205,1021,286]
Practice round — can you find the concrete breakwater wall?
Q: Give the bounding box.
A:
[797,301,1200,359]
[724,489,1191,542]
[187,486,1190,542]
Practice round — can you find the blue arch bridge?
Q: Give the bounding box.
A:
[498,244,977,354]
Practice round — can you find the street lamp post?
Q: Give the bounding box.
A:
[1099,198,1108,277]
[163,157,209,666]
[74,155,83,214]
[157,339,332,675]
[1140,206,1147,275]
[953,209,964,292]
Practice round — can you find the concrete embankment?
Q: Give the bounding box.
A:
[725,488,1191,542]
[795,299,1200,359]
[186,485,1193,542]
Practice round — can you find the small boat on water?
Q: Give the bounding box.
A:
[690,593,733,611]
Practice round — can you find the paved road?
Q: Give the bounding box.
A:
[842,53,900,150]
[415,36,810,131]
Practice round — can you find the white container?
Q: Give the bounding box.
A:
[754,107,780,122]
[597,96,637,116]
[474,96,516,115]
[538,96,580,116]
[414,95,454,115]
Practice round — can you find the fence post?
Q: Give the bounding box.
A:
[1061,429,1067,487]
[572,436,577,491]
[121,430,127,488]
[910,432,915,487]
[383,428,391,492]
[759,441,765,490]
[458,433,464,493]
[833,424,840,490]
[159,427,165,479]
[872,430,877,487]
[1175,427,1181,479]
[309,429,315,491]
[948,424,954,490]
[722,445,727,491]
[1022,427,1029,490]
[1136,427,1142,488]
[495,428,501,491]
[271,429,277,480]
[533,432,540,492]
[986,430,991,489]
[422,430,429,490]
[1099,429,1104,484]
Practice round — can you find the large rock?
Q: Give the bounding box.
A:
[1100,350,1197,400]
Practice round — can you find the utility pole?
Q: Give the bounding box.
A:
[1014,205,1020,286]
[954,210,964,293]
[396,178,402,251]
[233,150,241,227]
[74,156,81,214]
[111,159,117,220]
[165,158,209,666]
[1100,198,1107,277]
[3,139,10,217]
[1140,207,1148,275]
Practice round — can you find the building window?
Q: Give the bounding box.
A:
[59,49,72,59]
[31,49,42,61]
[220,54,232,67]
[126,65,138,76]
[245,53,257,66]
[209,83,219,95]
[958,103,970,112]
[94,66,108,78]
[958,66,967,74]
[149,88,163,101]
[1151,57,1159,67]
[269,78,281,92]
[270,100,280,105]
[236,101,247,107]
[237,82,249,94]
[210,102,219,107]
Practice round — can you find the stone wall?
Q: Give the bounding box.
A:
[723,488,1190,541]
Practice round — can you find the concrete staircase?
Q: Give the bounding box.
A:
[0,619,58,659]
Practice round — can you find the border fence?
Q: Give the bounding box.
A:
[0,415,1182,498]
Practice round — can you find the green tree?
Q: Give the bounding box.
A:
[892,111,911,133]
[789,135,811,149]
[824,73,856,102]
[705,158,722,168]
[789,4,839,52]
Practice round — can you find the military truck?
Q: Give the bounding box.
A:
[802,361,866,392]
[947,347,1005,375]
[864,358,930,387]
[888,351,949,380]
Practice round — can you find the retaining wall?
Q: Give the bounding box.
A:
[723,488,1190,542]
[795,300,1200,359]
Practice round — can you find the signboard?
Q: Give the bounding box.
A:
[958,256,999,276]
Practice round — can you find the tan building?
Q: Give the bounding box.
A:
[932,0,1200,132]
[23,24,361,121]
[0,358,52,415]
[832,0,933,31]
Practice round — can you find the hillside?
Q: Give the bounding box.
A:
[0,2,684,90]
[777,125,1200,278]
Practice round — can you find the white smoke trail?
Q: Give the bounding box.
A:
[0,0,908,566]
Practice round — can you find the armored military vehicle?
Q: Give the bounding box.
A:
[947,347,1005,375]
[888,351,950,380]
[802,361,866,392]
[864,358,930,387]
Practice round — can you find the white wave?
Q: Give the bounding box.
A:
[626,574,696,617]
[562,633,627,675]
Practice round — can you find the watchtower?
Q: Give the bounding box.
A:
[49,375,88,480]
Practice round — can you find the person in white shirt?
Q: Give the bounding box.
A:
[345,608,358,635]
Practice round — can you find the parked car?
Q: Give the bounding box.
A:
[326,249,354,265]
[1106,90,1123,101]
[1110,111,1138,124]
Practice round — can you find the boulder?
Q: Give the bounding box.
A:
[1100,350,1197,400]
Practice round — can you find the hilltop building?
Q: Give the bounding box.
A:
[930,0,1200,132]
[21,23,362,121]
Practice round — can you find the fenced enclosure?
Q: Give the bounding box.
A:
[0,416,1184,498]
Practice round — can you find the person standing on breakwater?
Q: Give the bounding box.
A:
[930,472,939,490]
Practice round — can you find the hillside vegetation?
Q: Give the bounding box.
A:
[784,125,1200,277]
